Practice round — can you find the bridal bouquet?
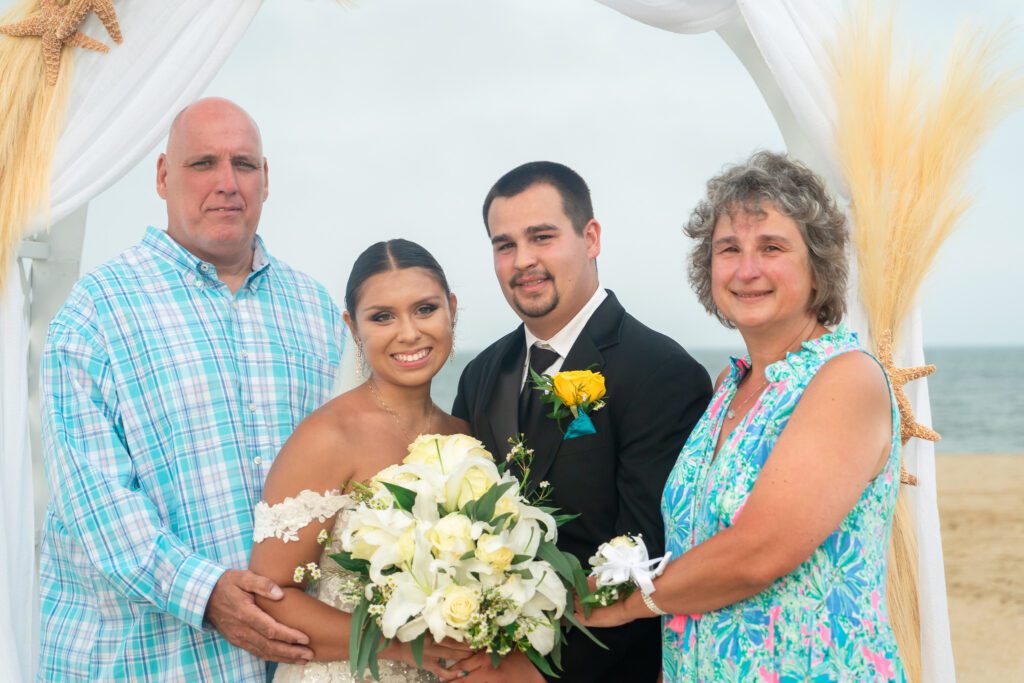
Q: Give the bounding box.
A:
[330,433,597,680]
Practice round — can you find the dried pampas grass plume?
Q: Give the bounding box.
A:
[0,0,73,295]
[831,3,1023,681]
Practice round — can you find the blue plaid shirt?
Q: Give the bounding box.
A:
[38,227,343,681]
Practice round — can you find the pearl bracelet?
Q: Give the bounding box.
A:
[640,590,667,616]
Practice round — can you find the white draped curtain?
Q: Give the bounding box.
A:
[594,1,955,680]
[0,2,262,680]
[1,264,33,682]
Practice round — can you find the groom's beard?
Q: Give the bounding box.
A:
[510,270,559,319]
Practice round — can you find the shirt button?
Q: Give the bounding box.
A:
[200,264,210,272]
[193,277,202,287]
[254,456,263,466]
[249,403,257,412]
[240,350,248,358]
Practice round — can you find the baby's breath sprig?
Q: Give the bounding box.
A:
[292,561,322,585]
[504,434,554,504]
[348,481,376,505]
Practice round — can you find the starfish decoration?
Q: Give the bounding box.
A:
[876,330,941,486]
[0,0,123,86]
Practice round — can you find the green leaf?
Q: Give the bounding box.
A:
[535,540,575,585]
[511,554,532,565]
[437,502,449,518]
[489,650,502,669]
[356,615,382,679]
[348,598,369,678]
[525,647,559,678]
[490,512,513,532]
[411,634,425,669]
[459,550,477,561]
[563,551,591,598]
[382,482,417,512]
[564,611,608,650]
[465,481,515,522]
[549,619,563,671]
[553,513,580,527]
[329,552,370,575]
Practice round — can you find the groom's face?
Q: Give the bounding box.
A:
[487,183,600,336]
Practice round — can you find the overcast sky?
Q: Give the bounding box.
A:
[26,0,1022,349]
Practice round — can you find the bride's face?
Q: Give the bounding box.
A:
[347,267,456,388]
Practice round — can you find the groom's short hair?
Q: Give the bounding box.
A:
[482,161,594,235]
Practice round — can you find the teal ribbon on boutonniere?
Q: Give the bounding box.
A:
[528,368,607,440]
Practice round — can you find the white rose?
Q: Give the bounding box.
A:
[404,434,448,468]
[372,463,421,490]
[438,434,492,466]
[404,433,493,473]
[608,535,638,550]
[441,584,479,630]
[455,464,499,509]
[427,514,475,563]
[475,533,516,573]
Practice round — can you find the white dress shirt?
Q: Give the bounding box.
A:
[521,286,608,387]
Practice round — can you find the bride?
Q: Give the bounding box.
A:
[249,239,472,682]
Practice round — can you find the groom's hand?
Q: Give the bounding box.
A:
[206,569,314,664]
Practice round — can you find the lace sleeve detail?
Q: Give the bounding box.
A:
[253,490,350,543]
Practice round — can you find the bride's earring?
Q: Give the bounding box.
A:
[448,321,457,364]
[355,340,367,378]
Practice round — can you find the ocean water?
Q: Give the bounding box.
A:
[431,347,1024,454]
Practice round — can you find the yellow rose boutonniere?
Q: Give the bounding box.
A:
[529,367,607,439]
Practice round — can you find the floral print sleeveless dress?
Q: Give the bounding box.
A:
[660,327,906,682]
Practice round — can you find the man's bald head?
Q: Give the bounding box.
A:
[166,97,263,159]
[157,97,269,281]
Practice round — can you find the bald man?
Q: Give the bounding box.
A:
[37,98,343,681]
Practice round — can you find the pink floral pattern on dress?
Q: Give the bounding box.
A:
[660,326,906,682]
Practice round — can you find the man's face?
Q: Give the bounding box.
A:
[157,100,269,265]
[487,183,600,336]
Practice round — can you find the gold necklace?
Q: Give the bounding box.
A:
[367,379,435,440]
[725,319,818,421]
[725,376,769,421]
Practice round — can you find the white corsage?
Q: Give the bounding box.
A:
[583,534,671,607]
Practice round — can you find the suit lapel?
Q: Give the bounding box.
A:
[527,292,625,489]
[481,328,526,457]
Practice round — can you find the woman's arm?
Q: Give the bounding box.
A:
[249,407,467,676]
[580,351,893,625]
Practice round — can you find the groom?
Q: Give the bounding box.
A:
[453,162,712,682]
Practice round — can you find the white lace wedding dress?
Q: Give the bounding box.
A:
[253,490,439,683]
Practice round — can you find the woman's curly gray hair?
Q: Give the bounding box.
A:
[685,151,849,328]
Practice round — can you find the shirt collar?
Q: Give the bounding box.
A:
[142,226,272,289]
[524,286,607,359]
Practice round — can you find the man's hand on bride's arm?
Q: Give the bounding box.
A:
[205,569,314,664]
[453,651,544,683]
[383,636,473,681]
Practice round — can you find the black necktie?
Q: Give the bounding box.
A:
[518,345,560,433]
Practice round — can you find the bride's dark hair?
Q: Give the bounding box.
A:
[345,239,451,313]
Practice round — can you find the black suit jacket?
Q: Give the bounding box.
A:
[452,291,712,682]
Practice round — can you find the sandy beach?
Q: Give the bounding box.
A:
[936,453,1024,681]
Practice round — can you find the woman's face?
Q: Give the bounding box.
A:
[710,202,816,334]
[346,267,456,388]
